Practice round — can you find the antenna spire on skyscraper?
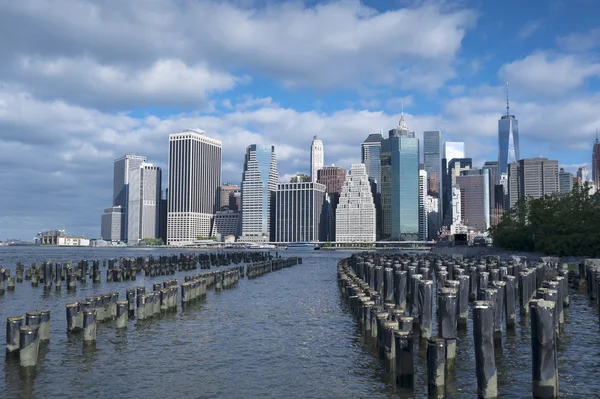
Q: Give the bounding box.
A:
[506,81,510,116]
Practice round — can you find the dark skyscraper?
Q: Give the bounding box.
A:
[498,83,520,183]
[593,131,600,188]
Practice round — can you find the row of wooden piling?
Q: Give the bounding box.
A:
[246,257,301,279]
[338,253,568,398]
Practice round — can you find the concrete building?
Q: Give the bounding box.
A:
[240,144,278,242]
[274,182,327,242]
[335,164,376,242]
[218,184,240,210]
[456,169,491,232]
[418,170,428,241]
[128,163,162,244]
[361,133,384,193]
[167,129,222,245]
[559,168,573,194]
[57,236,90,247]
[101,206,123,242]
[213,208,240,240]
[310,136,324,182]
[113,154,147,241]
[508,158,559,208]
[36,230,89,246]
[381,114,419,240]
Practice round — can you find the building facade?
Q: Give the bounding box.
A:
[418,170,428,241]
[498,105,520,184]
[240,144,278,242]
[113,154,146,241]
[274,182,327,242]
[559,168,573,194]
[317,166,346,241]
[167,129,222,245]
[361,133,384,192]
[593,135,600,188]
[212,209,240,240]
[218,184,240,211]
[335,164,376,242]
[310,136,324,182]
[508,158,559,208]
[443,158,472,227]
[128,163,162,243]
[456,169,491,232]
[101,206,123,242]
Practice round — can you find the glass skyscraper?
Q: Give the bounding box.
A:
[381,114,419,240]
[361,133,383,192]
[498,111,520,183]
[240,144,278,242]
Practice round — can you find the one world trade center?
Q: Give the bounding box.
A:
[497,83,520,183]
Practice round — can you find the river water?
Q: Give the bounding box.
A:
[0,247,599,398]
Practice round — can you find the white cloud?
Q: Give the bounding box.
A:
[556,28,600,52]
[499,52,600,94]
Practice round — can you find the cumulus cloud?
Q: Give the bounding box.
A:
[556,28,600,53]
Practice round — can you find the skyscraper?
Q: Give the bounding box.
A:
[381,114,419,240]
[418,170,428,241]
[101,206,122,243]
[593,132,600,188]
[113,154,146,241]
[443,158,472,226]
[274,182,327,242]
[508,158,559,208]
[240,144,278,242]
[423,131,442,195]
[335,164,376,242]
[559,168,573,194]
[361,133,384,192]
[456,169,491,232]
[310,136,324,182]
[128,163,162,243]
[317,166,346,240]
[577,165,589,182]
[498,83,520,183]
[167,129,222,245]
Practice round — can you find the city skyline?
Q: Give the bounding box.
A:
[1,0,600,239]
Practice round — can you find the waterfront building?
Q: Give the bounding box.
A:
[498,84,520,183]
[361,133,384,192]
[213,208,240,240]
[128,163,162,243]
[218,184,240,210]
[508,158,559,208]
[418,170,428,241]
[167,129,222,245]
[456,169,491,232]
[101,206,123,243]
[240,144,278,242]
[335,164,376,242]
[113,154,147,241]
[310,136,324,182]
[559,168,574,194]
[381,114,419,240]
[274,182,327,242]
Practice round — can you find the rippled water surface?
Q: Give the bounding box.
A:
[1,247,599,398]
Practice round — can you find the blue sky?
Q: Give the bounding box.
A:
[1,0,599,240]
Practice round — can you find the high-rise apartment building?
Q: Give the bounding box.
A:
[128,163,162,243]
[113,154,146,240]
[456,169,491,232]
[167,129,222,245]
[498,86,520,183]
[218,184,240,211]
[381,114,419,240]
[101,206,123,242]
[274,182,327,242]
[335,164,376,242]
[361,133,384,192]
[559,168,573,194]
[240,144,278,242]
[418,170,428,241]
[310,136,324,182]
[508,158,559,208]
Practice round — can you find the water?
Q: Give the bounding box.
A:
[1,247,599,398]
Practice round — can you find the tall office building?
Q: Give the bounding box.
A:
[443,158,472,226]
[593,133,600,188]
[559,168,573,194]
[425,196,439,240]
[240,144,278,242]
[336,164,376,242]
[218,184,240,211]
[167,129,222,245]
[274,182,327,242]
[128,163,162,243]
[423,131,442,194]
[317,166,347,240]
[101,206,123,242]
[113,154,146,241]
[508,158,559,208]
[456,169,491,232]
[577,165,589,182]
[381,114,419,240]
[498,84,520,183]
[361,133,384,192]
[418,170,428,241]
[482,161,499,186]
[310,136,324,182]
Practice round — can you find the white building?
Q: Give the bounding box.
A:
[335,164,376,242]
[57,236,90,246]
[239,144,278,242]
[128,163,161,243]
[274,182,327,242]
[213,209,240,240]
[418,170,428,241]
[310,135,324,182]
[450,186,465,235]
[167,129,222,245]
[101,206,122,243]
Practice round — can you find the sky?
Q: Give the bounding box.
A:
[1,0,600,240]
